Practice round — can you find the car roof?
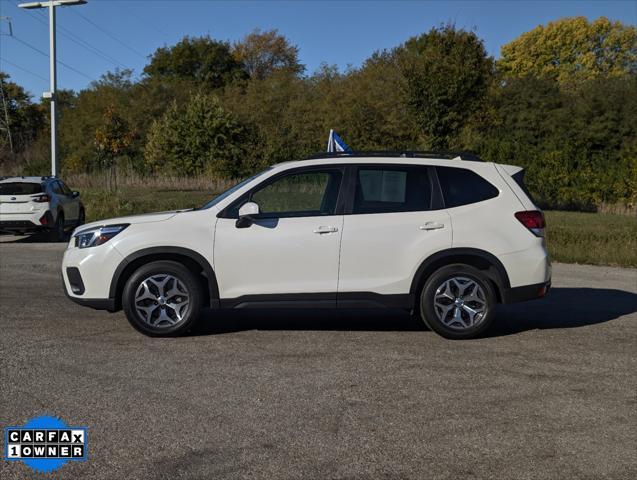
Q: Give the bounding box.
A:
[271,155,487,171]
[0,176,55,184]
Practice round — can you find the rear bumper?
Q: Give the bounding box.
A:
[0,212,53,233]
[503,280,551,304]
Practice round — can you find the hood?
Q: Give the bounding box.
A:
[75,210,185,233]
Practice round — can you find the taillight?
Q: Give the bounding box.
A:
[32,194,50,203]
[515,210,545,237]
[39,214,48,225]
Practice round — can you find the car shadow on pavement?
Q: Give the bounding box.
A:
[0,232,69,243]
[488,287,637,337]
[192,287,637,337]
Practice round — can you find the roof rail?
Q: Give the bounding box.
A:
[305,150,483,162]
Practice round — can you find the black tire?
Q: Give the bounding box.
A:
[76,208,85,228]
[419,264,496,340]
[48,212,65,242]
[122,260,202,337]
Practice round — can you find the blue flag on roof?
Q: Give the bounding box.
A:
[326,129,352,153]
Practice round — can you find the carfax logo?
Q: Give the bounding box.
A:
[4,416,88,474]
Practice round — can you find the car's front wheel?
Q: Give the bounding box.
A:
[122,261,203,336]
[419,264,496,340]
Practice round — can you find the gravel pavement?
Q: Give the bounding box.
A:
[1,240,636,479]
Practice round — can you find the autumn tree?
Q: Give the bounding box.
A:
[498,17,637,84]
[94,106,134,191]
[233,29,304,79]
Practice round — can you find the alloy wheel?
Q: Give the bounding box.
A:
[134,274,190,328]
[433,276,487,330]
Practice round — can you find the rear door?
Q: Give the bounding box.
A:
[338,164,452,296]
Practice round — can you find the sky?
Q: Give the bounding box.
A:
[1,0,636,98]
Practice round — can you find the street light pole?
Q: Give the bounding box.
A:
[18,1,87,177]
[48,3,57,177]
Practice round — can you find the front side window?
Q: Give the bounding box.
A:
[353,166,432,214]
[250,170,342,218]
[58,181,72,196]
[436,166,499,208]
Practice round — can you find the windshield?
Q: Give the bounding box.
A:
[0,182,44,195]
[200,168,272,210]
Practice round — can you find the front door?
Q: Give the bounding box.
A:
[214,167,345,304]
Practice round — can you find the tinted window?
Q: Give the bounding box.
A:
[58,181,72,196]
[250,170,342,217]
[0,182,43,195]
[51,181,63,195]
[512,170,536,204]
[353,166,432,214]
[436,167,499,208]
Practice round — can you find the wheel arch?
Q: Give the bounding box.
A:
[409,248,510,303]
[109,247,219,310]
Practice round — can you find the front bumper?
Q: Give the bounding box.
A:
[62,273,117,311]
[62,242,124,310]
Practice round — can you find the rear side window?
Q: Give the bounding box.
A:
[353,166,432,214]
[0,182,43,195]
[512,170,536,204]
[436,167,499,208]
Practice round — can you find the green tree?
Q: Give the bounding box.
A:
[397,25,494,149]
[144,93,252,177]
[233,29,304,79]
[144,36,246,89]
[0,72,45,156]
[498,17,637,84]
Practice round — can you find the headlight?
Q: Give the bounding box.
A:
[73,224,128,248]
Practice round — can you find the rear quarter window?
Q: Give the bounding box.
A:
[436,166,499,208]
[0,182,44,195]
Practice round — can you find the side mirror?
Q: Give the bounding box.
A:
[236,201,259,228]
[72,191,80,198]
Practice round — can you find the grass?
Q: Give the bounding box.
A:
[75,183,637,269]
[544,211,637,268]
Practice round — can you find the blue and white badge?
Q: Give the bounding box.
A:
[4,416,88,474]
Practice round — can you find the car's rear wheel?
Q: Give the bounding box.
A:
[419,264,496,339]
[122,261,202,336]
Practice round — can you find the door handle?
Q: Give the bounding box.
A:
[313,226,339,234]
[419,222,445,231]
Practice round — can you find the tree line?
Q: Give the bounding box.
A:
[1,17,636,210]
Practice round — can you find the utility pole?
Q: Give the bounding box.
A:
[18,1,87,177]
[0,17,14,153]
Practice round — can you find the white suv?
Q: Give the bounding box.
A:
[0,176,85,240]
[61,153,551,339]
